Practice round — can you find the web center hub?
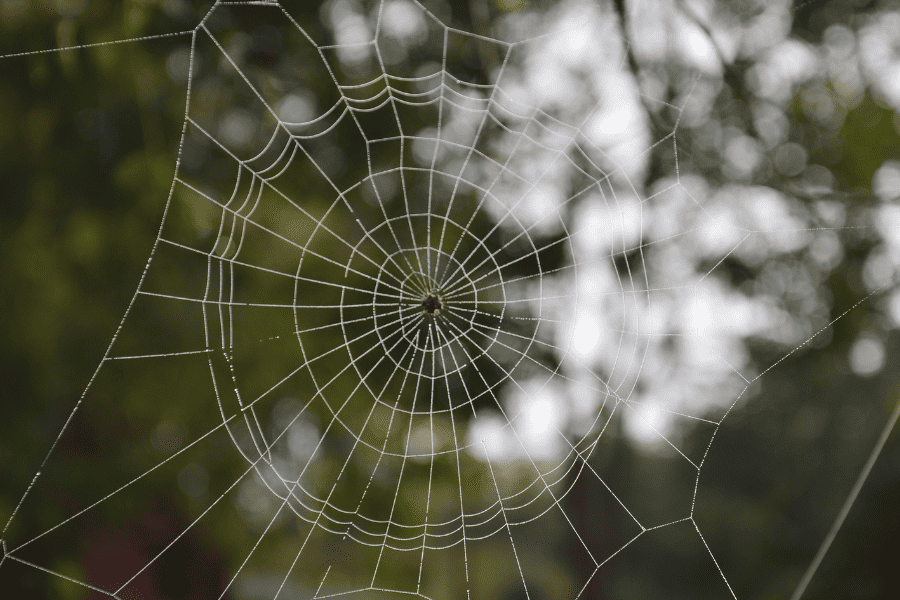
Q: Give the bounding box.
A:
[421,294,443,315]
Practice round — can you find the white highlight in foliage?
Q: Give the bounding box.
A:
[509,381,569,462]
[466,413,513,463]
[873,202,900,273]
[287,419,320,461]
[510,0,648,181]
[328,0,372,64]
[849,336,885,376]
[723,134,762,179]
[873,160,900,202]
[859,11,900,110]
[277,92,315,124]
[468,382,568,463]
[411,127,441,164]
[679,20,720,73]
[750,38,819,104]
[218,109,256,150]
[574,193,643,255]
[380,0,427,43]
[590,104,634,137]
[888,292,900,328]
[624,404,674,452]
[572,312,601,357]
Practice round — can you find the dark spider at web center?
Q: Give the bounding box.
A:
[421,295,442,314]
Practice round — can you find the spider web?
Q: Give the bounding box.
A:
[2,1,899,599]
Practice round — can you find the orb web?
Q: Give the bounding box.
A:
[2,1,899,600]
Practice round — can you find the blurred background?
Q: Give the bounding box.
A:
[1,0,899,599]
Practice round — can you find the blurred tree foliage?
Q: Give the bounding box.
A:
[1,1,899,599]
